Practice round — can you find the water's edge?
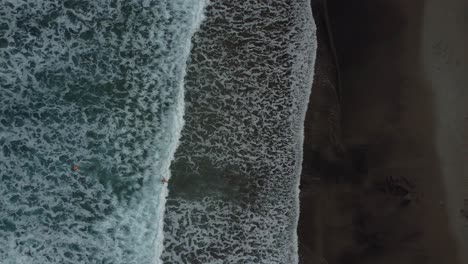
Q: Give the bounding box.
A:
[290,1,318,263]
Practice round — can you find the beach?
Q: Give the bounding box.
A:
[299,0,468,263]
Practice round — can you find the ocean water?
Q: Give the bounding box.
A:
[0,0,316,263]
[162,0,316,263]
[0,0,205,263]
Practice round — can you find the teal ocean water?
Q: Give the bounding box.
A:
[0,0,316,263]
[0,0,205,263]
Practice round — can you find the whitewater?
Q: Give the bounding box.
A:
[0,0,205,263]
[0,0,316,263]
[162,0,316,263]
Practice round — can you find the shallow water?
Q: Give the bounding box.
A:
[162,1,317,263]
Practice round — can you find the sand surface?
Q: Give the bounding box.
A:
[422,0,468,262]
[299,0,467,263]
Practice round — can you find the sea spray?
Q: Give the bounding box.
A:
[163,0,317,263]
[0,0,205,263]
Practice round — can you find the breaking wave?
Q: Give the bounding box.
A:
[0,0,205,263]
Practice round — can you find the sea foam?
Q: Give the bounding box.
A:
[0,0,205,263]
[163,0,317,263]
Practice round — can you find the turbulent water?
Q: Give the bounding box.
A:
[162,0,316,263]
[0,0,205,263]
[0,0,316,263]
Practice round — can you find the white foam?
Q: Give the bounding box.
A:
[163,0,317,263]
[0,0,206,263]
[288,1,318,262]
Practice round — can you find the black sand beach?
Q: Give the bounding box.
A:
[299,0,467,263]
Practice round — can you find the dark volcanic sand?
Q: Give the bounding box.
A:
[299,0,464,263]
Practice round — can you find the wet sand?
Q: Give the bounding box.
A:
[299,0,467,263]
[422,0,468,261]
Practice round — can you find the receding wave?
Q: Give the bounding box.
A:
[162,0,317,263]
